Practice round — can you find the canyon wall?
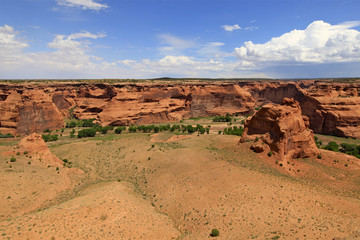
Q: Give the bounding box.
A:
[0,80,359,138]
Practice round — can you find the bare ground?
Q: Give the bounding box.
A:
[0,124,360,240]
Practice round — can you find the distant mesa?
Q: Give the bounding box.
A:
[240,98,320,161]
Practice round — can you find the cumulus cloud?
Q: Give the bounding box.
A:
[222,24,241,32]
[0,25,250,79]
[0,25,28,54]
[117,56,249,78]
[56,0,108,11]
[234,20,360,67]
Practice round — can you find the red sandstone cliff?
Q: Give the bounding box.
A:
[0,80,359,138]
[240,98,320,161]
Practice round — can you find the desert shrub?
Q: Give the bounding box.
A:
[218,130,222,134]
[128,126,137,132]
[0,133,15,138]
[66,121,77,128]
[254,137,259,142]
[210,228,220,237]
[255,106,262,110]
[78,119,98,127]
[186,125,196,134]
[78,128,96,138]
[339,143,360,158]
[315,140,322,148]
[268,151,273,157]
[154,126,160,133]
[223,126,244,136]
[115,126,126,134]
[43,128,51,133]
[317,154,322,159]
[213,115,232,122]
[205,127,210,134]
[324,141,339,152]
[10,156,16,162]
[42,134,59,142]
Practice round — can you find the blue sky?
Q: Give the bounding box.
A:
[1,0,360,79]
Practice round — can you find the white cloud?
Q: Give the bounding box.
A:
[0,25,251,79]
[0,25,28,54]
[234,20,360,67]
[157,34,196,55]
[222,24,241,32]
[56,0,108,11]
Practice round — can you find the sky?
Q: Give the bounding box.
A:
[1,0,360,79]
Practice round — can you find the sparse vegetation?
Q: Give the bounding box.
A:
[213,114,232,122]
[222,126,244,136]
[78,128,96,138]
[210,228,220,237]
[0,133,15,138]
[42,134,59,142]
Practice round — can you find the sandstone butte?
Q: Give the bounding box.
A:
[240,98,320,161]
[0,79,359,138]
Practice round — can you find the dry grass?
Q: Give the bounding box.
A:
[0,118,360,239]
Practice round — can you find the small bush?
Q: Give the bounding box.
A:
[317,154,322,159]
[267,151,273,157]
[115,126,125,134]
[210,228,220,237]
[213,115,232,122]
[0,133,15,138]
[42,134,59,142]
[10,156,16,162]
[78,128,96,138]
[324,142,339,152]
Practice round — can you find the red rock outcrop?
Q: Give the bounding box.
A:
[0,80,359,138]
[0,87,64,135]
[16,133,64,167]
[249,81,360,138]
[240,98,320,161]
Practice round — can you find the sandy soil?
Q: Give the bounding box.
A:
[0,126,360,240]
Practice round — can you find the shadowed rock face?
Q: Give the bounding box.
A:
[0,89,64,135]
[0,80,359,138]
[240,98,320,161]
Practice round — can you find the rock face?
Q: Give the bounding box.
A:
[17,133,64,167]
[0,87,64,135]
[0,80,359,138]
[249,81,360,138]
[240,98,320,161]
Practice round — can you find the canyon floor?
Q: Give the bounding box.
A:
[0,117,360,240]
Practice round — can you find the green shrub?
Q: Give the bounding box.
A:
[213,115,232,122]
[10,156,16,162]
[324,142,339,152]
[267,151,273,157]
[115,126,126,134]
[43,128,51,133]
[210,228,220,237]
[78,128,96,138]
[0,133,15,138]
[317,154,322,159]
[223,126,244,136]
[66,121,77,128]
[42,134,59,142]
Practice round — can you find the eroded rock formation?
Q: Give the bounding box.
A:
[240,98,320,161]
[0,80,359,138]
